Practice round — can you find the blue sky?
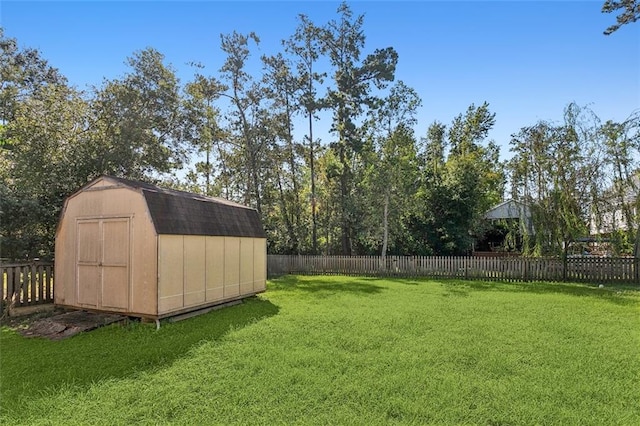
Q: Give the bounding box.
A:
[1,1,638,162]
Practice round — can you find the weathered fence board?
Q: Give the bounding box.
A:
[267,255,640,285]
[1,262,54,315]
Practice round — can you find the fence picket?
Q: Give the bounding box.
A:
[30,264,37,305]
[17,266,23,304]
[0,262,55,309]
[7,267,14,306]
[45,265,52,302]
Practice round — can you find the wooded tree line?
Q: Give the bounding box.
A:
[1,3,638,260]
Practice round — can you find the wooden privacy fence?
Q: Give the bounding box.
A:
[1,262,54,315]
[268,255,640,285]
[2,256,636,314]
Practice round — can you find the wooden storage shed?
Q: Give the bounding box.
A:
[54,175,267,320]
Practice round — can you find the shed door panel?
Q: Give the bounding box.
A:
[78,221,100,263]
[77,266,99,307]
[101,219,130,310]
[76,218,130,311]
[77,221,100,306]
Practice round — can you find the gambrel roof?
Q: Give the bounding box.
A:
[78,175,266,238]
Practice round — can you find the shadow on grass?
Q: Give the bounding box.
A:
[0,297,278,414]
[441,279,639,305]
[269,275,385,295]
[368,277,422,286]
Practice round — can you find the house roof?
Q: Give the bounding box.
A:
[484,199,531,220]
[88,176,266,238]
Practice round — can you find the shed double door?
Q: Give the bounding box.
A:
[76,218,130,311]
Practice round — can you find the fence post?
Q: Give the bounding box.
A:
[0,267,4,316]
[464,257,469,280]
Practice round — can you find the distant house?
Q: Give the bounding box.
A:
[590,176,640,237]
[591,207,635,236]
[475,200,533,254]
[484,200,533,234]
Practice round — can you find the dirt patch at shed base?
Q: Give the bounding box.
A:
[17,310,127,340]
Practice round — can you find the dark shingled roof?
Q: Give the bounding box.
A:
[104,176,266,238]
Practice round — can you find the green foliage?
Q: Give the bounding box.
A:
[284,14,325,253]
[509,103,608,258]
[4,6,640,259]
[598,113,640,256]
[0,42,186,259]
[182,74,226,195]
[2,276,639,424]
[261,52,307,253]
[0,30,76,258]
[1,83,93,259]
[90,48,186,178]
[412,103,505,255]
[0,185,50,259]
[0,28,67,125]
[355,81,422,256]
[217,31,268,215]
[320,2,399,254]
[602,0,640,35]
[358,125,420,255]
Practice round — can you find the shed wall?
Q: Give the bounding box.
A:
[54,186,158,316]
[253,238,267,292]
[157,235,267,316]
[205,237,225,302]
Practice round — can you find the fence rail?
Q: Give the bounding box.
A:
[1,262,54,315]
[267,255,640,285]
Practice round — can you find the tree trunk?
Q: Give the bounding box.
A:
[562,238,569,281]
[380,191,389,268]
[217,143,230,200]
[250,155,262,215]
[339,145,351,255]
[633,221,640,259]
[205,145,211,195]
[309,112,318,254]
[284,96,300,253]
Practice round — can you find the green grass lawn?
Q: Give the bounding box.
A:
[1,276,639,425]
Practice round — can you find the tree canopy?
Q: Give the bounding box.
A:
[1,2,638,260]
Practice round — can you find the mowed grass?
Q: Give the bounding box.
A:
[1,276,639,425]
